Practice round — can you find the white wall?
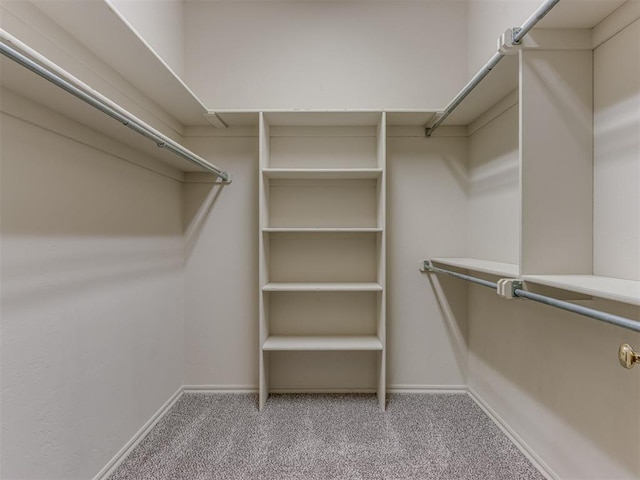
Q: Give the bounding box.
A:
[468,289,640,479]
[386,133,469,388]
[593,18,640,281]
[107,0,185,77]
[183,1,468,110]
[467,98,520,264]
[182,132,259,387]
[0,92,185,479]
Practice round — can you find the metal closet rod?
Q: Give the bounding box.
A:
[425,263,640,334]
[0,33,230,182]
[425,0,561,137]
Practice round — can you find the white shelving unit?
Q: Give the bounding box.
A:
[258,111,386,410]
[429,7,640,313]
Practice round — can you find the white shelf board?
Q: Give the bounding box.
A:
[263,335,383,351]
[263,282,383,292]
[32,0,210,126]
[263,168,382,179]
[264,228,382,233]
[208,110,438,128]
[383,110,438,126]
[264,111,382,127]
[431,258,519,277]
[522,275,640,307]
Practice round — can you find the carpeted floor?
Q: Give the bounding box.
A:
[108,393,545,480]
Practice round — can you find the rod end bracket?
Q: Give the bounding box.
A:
[498,28,522,55]
[497,279,522,299]
[420,260,435,273]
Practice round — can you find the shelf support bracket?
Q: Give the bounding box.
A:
[420,260,435,273]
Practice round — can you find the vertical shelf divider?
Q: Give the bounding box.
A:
[258,112,270,410]
[519,46,593,276]
[376,112,387,411]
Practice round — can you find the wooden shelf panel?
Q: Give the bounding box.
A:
[522,275,640,307]
[431,258,519,277]
[263,282,383,292]
[263,335,383,351]
[264,227,382,233]
[263,168,382,179]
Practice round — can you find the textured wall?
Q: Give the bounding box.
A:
[0,94,185,479]
[183,1,468,110]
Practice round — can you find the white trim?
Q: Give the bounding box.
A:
[388,384,467,394]
[467,387,559,480]
[183,385,258,394]
[93,387,184,480]
[183,384,469,395]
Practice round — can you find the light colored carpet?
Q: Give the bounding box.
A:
[109,393,545,480]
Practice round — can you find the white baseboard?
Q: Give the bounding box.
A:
[467,387,559,480]
[93,387,184,480]
[183,384,258,394]
[183,384,468,394]
[388,384,467,394]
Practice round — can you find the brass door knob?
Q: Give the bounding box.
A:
[618,344,640,369]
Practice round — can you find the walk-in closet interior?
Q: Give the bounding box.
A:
[1,0,639,478]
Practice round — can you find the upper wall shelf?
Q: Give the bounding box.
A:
[30,0,210,126]
[207,110,437,128]
[523,275,640,307]
[431,258,519,278]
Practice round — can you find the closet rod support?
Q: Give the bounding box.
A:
[420,261,498,290]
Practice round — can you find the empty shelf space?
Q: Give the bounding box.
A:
[522,275,640,307]
[263,227,382,233]
[263,168,383,179]
[431,258,519,277]
[263,282,383,292]
[262,335,383,351]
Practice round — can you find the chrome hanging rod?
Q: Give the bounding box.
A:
[425,0,561,137]
[0,32,230,182]
[422,262,640,334]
